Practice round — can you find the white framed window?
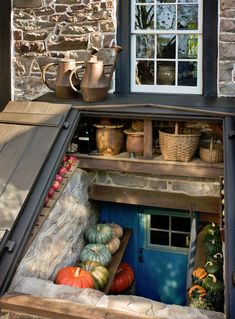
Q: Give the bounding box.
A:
[146,211,191,252]
[131,0,203,94]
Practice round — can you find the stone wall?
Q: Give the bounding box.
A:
[12,0,116,100]
[11,0,235,99]
[219,0,235,96]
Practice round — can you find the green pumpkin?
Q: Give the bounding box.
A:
[79,260,110,290]
[204,239,222,257]
[189,297,215,311]
[206,252,223,265]
[206,290,224,312]
[203,223,221,243]
[204,261,223,279]
[202,274,224,293]
[85,224,112,244]
[79,243,112,266]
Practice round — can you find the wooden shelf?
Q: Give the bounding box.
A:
[102,228,132,294]
[77,152,223,178]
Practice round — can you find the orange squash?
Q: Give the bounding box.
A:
[192,267,208,285]
[55,266,94,289]
[188,284,207,299]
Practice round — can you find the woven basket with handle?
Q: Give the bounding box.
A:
[159,122,201,162]
[199,137,223,163]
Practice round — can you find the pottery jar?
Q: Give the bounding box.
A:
[94,124,124,156]
[124,130,144,156]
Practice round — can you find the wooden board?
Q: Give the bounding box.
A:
[77,153,224,178]
[0,112,64,126]
[0,293,153,319]
[103,229,132,294]
[89,184,220,214]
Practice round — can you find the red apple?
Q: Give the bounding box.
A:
[58,166,67,176]
[48,187,55,199]
[63,162,71,171]
[44,196,49,206]
[62,155,68,162]
[52,180,60,191]
[67,155,78,164]
[55,174,63,183]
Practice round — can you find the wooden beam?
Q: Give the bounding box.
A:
[0,293,154,319]
[77,154,223,178]
[143,119,152,159]
[89,184,220,214]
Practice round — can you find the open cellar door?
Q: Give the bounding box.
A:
[0,101,79,296]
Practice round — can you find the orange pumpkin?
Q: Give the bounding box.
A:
[109,262,134,293]
[55,266,94,289]
[192,267,208,285]
[188,284,207,299]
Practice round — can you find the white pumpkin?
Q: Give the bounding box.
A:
[106,236,121,255]
[109,223,123,238]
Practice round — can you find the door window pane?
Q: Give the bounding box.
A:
[178,61,197,86]
[156,4,176,30]
[171,233,189,248]
[151,214,169,229]
[135,5,154,30]
[136,60,155,84]
[172,216,191,232]
[137,34,155,58]
[151,230,169,245]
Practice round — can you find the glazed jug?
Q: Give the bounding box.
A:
[41,53,83,99]
[69,46,122,102]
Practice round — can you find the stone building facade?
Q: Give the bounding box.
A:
[11,0,235,100]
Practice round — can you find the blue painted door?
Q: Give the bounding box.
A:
[137,213,188,305]
[100,202,189,305]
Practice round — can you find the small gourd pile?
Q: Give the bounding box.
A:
[78,222,123,290]
[188,223,224,312]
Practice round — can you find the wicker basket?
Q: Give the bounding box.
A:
[199,138,223,163]
[159,122,200,162]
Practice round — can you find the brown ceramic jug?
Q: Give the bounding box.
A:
[69,46,122,102]
[41,53,82,99]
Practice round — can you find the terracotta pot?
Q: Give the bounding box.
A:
[94,124,124,156]
[124,130,144,156]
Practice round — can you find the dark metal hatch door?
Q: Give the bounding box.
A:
[0,101,79,295]
[0,101,71,239]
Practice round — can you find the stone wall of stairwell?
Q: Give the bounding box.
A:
[12,0,116,100]
[219,0,235,96]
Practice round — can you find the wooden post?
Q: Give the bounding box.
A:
[143,119,152,159]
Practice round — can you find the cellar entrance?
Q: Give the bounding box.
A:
[99,202,190,305]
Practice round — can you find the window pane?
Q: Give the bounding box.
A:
[157,35,176,59]
[171,216,191,232]
[151,230,169,246]
[137,0,154,3]
[178,61,197,86]
[157,0,175,2]
[178,0,198,3]
[178,34,198,59]
[135,5,154,30]
[157,61,175,85]
[171,233,189,248]
[156,4,176,30]
[151,214,169,229]
[137,35,155,58]
[136,60,155,84]
[177,4,198,30]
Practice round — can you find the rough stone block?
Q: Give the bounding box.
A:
[219,42,235,60]
[108,172,149,188]
[221,0,235,10]
[220,9,235,18]
[220,18,235,33]
[13,0,43,8]
[220,33,235,42]
[15,40,45,53]
[48,37,88,51]
[219,61,234,82]
[100,21,115,32]
[219,81,235,96]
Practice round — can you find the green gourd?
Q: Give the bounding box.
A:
[85,224,112,244]
[79,243,112,266]
[204,261,223,279]
[204,238,222,257]
[189,297,215,311]
[79,260,110,290]
[203,223,221,243]
[202,274,224,293]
